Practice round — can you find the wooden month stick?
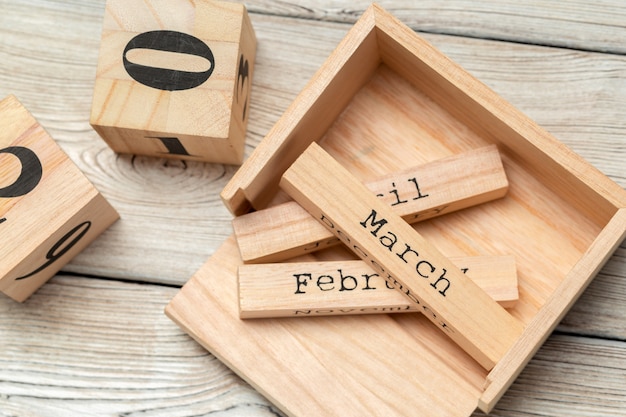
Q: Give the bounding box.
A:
[233,145,508,263]
[238,255,518,318]
[280,142,524,370]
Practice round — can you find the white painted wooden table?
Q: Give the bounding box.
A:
[1,1,624,415]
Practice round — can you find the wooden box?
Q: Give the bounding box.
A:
[166,4,626,416]
[90,0,256,164]
[0,95,119,302]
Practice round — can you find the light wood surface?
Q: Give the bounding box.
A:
[0,1,625,416]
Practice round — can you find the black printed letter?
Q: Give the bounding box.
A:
[0,146,43,198]
[123,30,215,91]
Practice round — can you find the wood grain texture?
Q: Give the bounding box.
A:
[473,335,626,417]
[0,0,624,415]
[0,275,623,417]
[0,275,282,417]
[247,0,626,54]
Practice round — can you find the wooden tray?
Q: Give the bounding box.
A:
[166,5,626,416]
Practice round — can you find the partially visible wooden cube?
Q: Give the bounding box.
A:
[0,95,119,302]
[90,0,257,164]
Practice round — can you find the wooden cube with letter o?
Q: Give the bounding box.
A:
[0,95,119,302]
[90,0,257,164]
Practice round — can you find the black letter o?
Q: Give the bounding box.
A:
[0,146,43,198]
[123,30,215,91]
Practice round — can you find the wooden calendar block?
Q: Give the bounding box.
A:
[238,255,519,318]
[90,0,257,164]
[0,95,119,302]
[233,145,508,263]
[281,142,523,370]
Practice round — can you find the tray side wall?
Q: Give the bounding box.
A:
[479,208,626,411]
[372,6,624,225]
[221,9,380,215]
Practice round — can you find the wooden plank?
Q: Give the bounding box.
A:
[238,255,519,318]
[247,0,626,54]
[280,142,523,370]
[474,334,626,417]
[233,145,508,263]
[0,274,622,416]
[0,275,280,416]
